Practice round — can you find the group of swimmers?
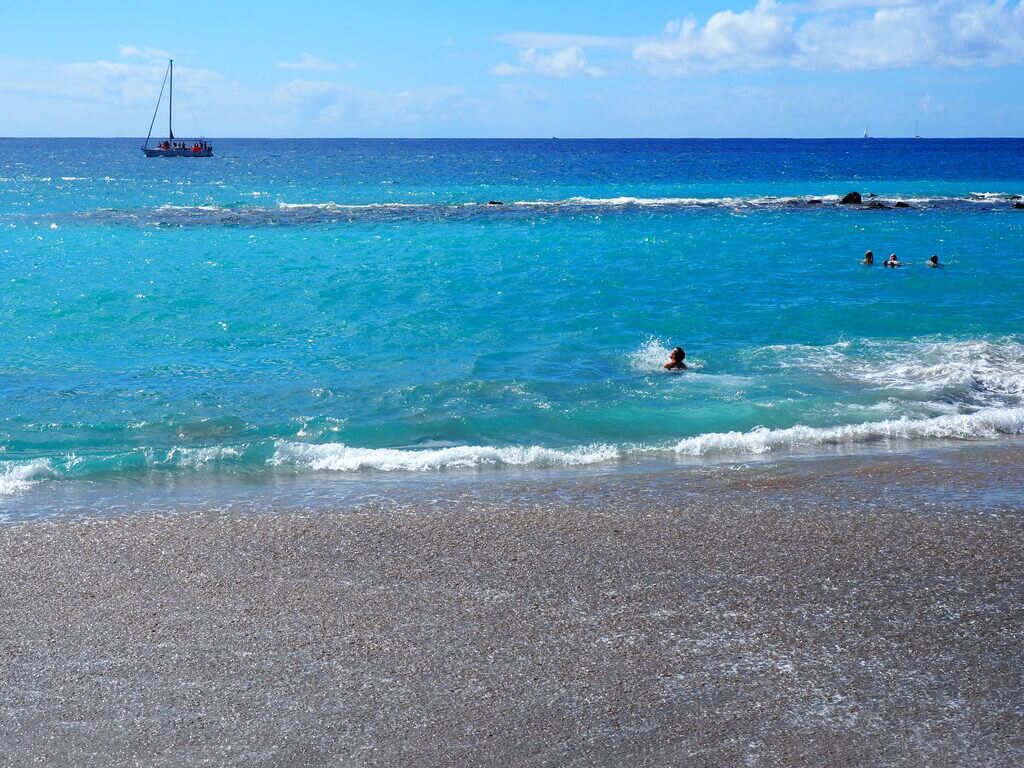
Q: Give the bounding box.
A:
[862,250,942,268]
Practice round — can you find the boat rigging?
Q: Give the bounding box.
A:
[142,59,213,157]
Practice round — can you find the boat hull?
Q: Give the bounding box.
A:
[142,147,213,157]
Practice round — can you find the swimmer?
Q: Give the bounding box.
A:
[927,254,941,267]
[884,253,902,268]
[862,250,874,265]
[664,347,687,371]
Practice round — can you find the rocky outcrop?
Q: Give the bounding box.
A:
[1014,202,1024,209]
[894,201,912,208]
[865,201,892,210]
[840,192,862,205]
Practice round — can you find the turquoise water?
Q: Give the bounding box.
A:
[2,138,1024,497]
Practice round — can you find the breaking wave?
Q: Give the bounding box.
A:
[0,460,58,495]
[264,406,1024,473]
[3,406,1023,493]
[14,190,1018,228]
[3,335,1024,493]
[769,339,1024,407]
[270,441,620,472]
[667,407,1024,457]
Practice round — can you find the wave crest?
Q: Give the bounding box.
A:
[670,407,1024,456]
[41,191,1023,228]
[268,406,1024,473]
[271,441,620,472]
[0,460,58,495]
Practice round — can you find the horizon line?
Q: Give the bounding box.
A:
[2,135,1023,141]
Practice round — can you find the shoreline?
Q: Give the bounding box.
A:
[1,443,1022,766]
[3,436,1024,523]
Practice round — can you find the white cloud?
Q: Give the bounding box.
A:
[497,32,629,49]
[494,1,1024,78]
[277,53,353,72]
[273,79,468,126]
[0,56,224,108]
[634,0,1024,74]
[635,1,796,74]
[491,46,606,78]
[525,47,606,77]
[490,62,527,76]
[919,94,946,114]
[119,44,173,60]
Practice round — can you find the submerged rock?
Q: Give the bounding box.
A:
[487,200,503,206]
[806,199,823,205]
[1014,202,1024,209]
[840,192,862,205]
[894,201,912,208]
[865,201,892,210]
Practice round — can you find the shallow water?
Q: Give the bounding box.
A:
[2,138,1024,502]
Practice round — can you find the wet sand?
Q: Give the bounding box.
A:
[1,446,1023,767]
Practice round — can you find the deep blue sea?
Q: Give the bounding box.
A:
[2,138,1023,506]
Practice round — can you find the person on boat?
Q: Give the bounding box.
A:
[862,250,874,265]
[927,255,941,267]
[664,347,687,371]
[884,253,902,268]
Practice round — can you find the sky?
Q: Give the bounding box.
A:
[1,0,1022,138]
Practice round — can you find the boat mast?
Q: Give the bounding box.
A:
[169,59,174,140]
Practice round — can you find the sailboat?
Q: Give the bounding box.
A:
[914,120,921,139]
[142,59,213,157]
[862,125,871,139]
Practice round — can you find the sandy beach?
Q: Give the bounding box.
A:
[1,445,1023,767]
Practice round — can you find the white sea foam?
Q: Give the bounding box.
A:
[156,204,229,213]
[0,459,58,494]
[773,339,1024,404]
[968,192,1021,202]
[850,342,1024,398]
[268,405,1024,473]
[276,201,429,211]
[629,338,674,371]
[100,192,1022,223]
[513,195,749,208]
[668,407,1024,456]
[164,445,244,468]
[628,338,707,373]
[271,440,621,472]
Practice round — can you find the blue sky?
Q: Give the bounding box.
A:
[1,0,1022,137]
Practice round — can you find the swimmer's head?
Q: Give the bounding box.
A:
[930,255,938,264]
[864,250,873,260]
[670,347,685,361]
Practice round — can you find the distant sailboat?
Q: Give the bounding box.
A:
[142,59,213,157]
[914,120,921,139]
[863,125,871,139]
